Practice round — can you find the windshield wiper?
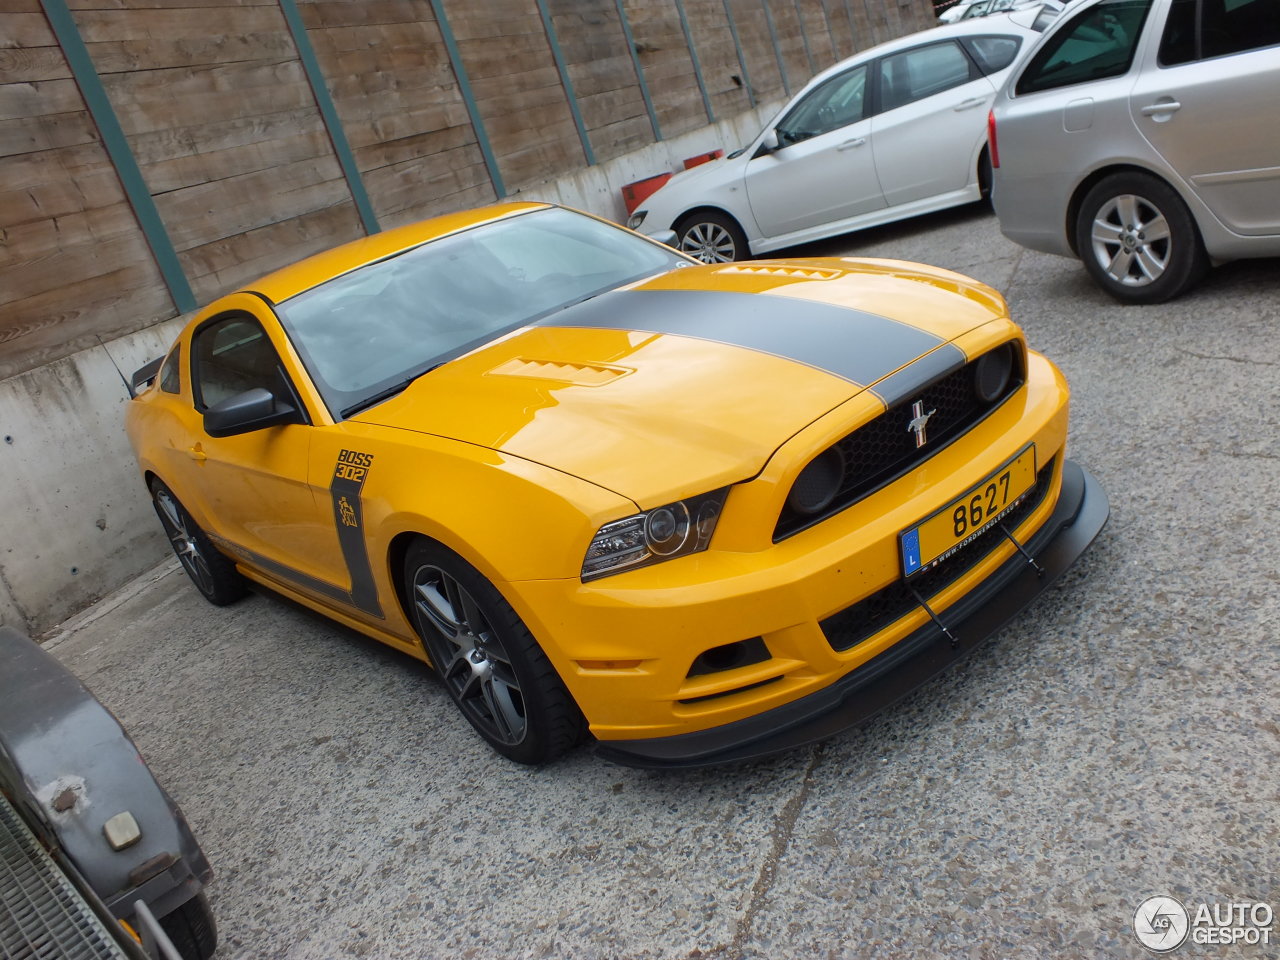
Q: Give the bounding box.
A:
[341,362,443,419]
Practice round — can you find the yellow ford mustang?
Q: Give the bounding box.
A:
[126,202,1108,767]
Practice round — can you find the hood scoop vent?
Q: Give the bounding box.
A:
[717,264,841,281]
[486,357,632,387]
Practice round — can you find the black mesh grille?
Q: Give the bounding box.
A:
[774,343,1023,541]
[821,457,1055,653]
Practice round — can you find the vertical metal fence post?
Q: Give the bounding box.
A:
[721,0,757,108]
[792,0,817,75]
[760,0,791,96]
[39,0,196,313]
[674,0,715,124]
[430,0,507,199]
[614,0,663,141]
[278,0,380,235]
[534,0,596,165]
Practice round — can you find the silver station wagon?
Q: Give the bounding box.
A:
[989,0,1280,302]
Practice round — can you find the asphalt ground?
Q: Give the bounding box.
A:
[45,204,1280,959]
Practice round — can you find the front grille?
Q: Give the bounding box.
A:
[1,792,130,960]
[821,457,1055,653]
[774,343,1024,541]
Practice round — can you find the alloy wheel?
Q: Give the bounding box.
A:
[412,564,527,745]
[1088,193,1172,288]
[154,489,216,597]
[680,222,738,263]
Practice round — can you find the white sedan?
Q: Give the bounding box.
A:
[630,12,1048,262]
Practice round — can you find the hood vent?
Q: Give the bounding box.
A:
[486,357,631,387]
[717,264,841,281]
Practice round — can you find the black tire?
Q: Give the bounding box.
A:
[978,147,993,202]
[403,539,586,764]
[150,479,247,606]
[674,210,749,263]
[1074,172,1208,304]
[158,892,218,960]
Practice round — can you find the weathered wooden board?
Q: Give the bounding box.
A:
[297,0,497,224]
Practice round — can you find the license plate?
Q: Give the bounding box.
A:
[899,445,1036,578]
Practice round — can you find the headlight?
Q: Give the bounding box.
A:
[627,210,647,230]
[582,488,728,581]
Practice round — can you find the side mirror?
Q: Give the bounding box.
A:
[650,229,678,247]
[204,388,300,438]
[754,129,781,159]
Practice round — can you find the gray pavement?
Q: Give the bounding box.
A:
[45,205,1280,958]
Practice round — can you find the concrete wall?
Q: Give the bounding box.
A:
[0,100,783,634]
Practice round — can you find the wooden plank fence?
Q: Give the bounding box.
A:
[1,0,935,379]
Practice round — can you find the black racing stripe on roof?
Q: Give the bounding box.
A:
[539,289,947,389]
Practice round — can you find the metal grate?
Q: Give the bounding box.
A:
[774,343,1024,540]
[0,793,130,960]
[821,457,1055,653]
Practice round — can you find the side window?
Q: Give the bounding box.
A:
[1161,0,1279,64]
[878,41,976,114]
[1016,0,1153,95]
[159,345,181,394]
[960,35,1023,74]
[775,65,868,146]
[191,314,292,412]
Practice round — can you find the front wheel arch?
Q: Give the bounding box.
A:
[398,534,587,763]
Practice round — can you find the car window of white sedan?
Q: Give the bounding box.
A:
[775,65,868,146]
[1015,0,1153,94]
[878,41,976,113]
[960,34,1024,72]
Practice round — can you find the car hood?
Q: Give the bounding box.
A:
[353,259,1009,506]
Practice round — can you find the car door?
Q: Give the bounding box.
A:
[167,303,347,602]
[869,39,998,207]
[743,63,886,239]
[1133,0,1280,236]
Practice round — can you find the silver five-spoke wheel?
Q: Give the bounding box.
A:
[1075,172,1207,305]
[1087,193,1171,288]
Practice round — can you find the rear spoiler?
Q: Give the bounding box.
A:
[130,357,163,396]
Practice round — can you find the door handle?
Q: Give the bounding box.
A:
[837,137,867,151]
[953,97,986,111]
[1141,100,1181,117]
[187,444,207,462]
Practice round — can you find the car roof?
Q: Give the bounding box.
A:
[243,201,551,304]
[800,13,1040,90]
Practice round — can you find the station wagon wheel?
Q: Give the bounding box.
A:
[675,211,749,263]
[1075,172,1207,304]
[404,540,585,764]
[149,480,246,606]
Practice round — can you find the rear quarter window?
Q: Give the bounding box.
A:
[961,35,1024,73]
[1015,0,1153,95]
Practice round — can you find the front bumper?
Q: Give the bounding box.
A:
[595,459,1108,768]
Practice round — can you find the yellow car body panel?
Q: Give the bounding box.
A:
[125,202,1108,767]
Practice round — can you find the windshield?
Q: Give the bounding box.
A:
[274,207,686,418]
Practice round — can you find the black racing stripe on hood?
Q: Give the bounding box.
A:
[540,289,948,389]
[869,341,967,408]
